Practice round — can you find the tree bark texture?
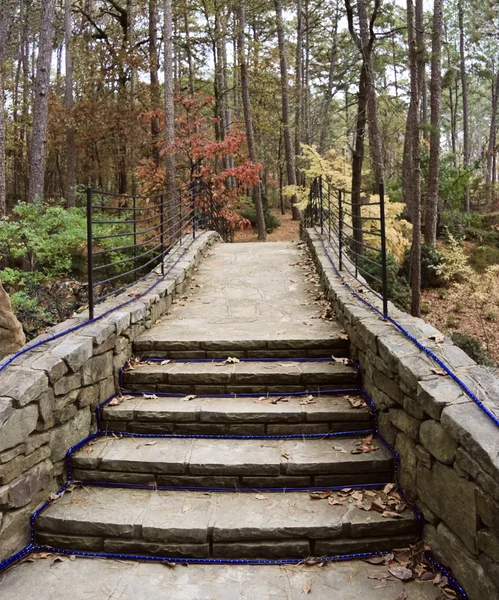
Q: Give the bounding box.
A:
[424,0,443,246]
[65,0,76,207]
[407,0,421,317]
[164,0,177,215]
[237,0,267,241]
[274,0,300,220]
[458,0,470,212]
[28,0,56,203]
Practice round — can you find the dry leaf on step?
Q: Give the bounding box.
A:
[309,490,331,500]
[182,395,197,401]
[428,333,445,344]
[302,581,312,594]
[431,367,448,376]
[388,566,413,581]
[255,494,267,501]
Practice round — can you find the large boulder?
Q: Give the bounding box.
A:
[0,282,26,359]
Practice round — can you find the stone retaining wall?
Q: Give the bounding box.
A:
[304,228,499,600]
[0,232,220,561]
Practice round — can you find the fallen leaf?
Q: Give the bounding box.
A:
[364,555,385,564]
[108,396,123,406]
[300,395,316,405]
[182,504,191,513]
[281,453,292,460]
[339,334,349,341]
[144,441,157,447]
[332,356,350,365]
[163,561,176,569]
[309,490,331,500]
[367,572,392,580]
[255,494,267,500]
[431,367,448,376]
[382,510,403,519]
[182,395,197,401]
[328,496,343,506]
[383,483,395,494]
[395,591,408,600]
[160,360,171,365]
[388,566,413,581]
[302,581,312,594]
[429,334,445,344]
[143,393,158,399]
[348,397,366,408]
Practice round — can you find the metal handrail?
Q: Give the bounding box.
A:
[86,180,235,318]
[305,176,389,317]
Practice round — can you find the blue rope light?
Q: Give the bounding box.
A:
[313,228,499,430]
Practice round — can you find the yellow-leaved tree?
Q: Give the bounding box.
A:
[289,145,412,261]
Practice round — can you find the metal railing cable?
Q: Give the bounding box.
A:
[86,180,234,318]
[304,176,389,316]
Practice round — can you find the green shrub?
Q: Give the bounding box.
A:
[451,331,490,366]
[401,243,445,289]
[359,250,411,311]
[238,200,281,233]
[468,245,499,272]
[439,211,484,240]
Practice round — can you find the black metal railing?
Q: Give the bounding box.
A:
[304,176,389,317]
[86,180,233,318]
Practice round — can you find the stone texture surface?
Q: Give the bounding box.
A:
[0,558,443,600]
[36,486,416,552]
[0,281,25,360]
[303,227,499,600]
[134,243,348,356]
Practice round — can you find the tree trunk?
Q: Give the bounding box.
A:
[486,70,499,206]
[294,0,303,185]
[424,0,443,246]
[164,0,177,217]
[303,0,311,145]
[65,0,76,207]
[0,6,8,217]
[28,0,57,203]
[183,0,195,96]
[319,12,339,154]
[237,0,266,241]
[357,0,383,190]
[407,0,421,317]
[274,0,300,220]
[149,0,161,167]
[458,0,470,212]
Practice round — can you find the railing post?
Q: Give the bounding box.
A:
[86,187,94,320]
[160,193,165,276]
[191,181,197,240]
[338,189,343,272]
[327,184,331,244]
[319,177,324,236]
[379,182,388,317]
[132,195,137,280]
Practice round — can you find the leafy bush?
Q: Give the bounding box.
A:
[359,250,411,310]
[451,331,490,366]
[468,245,499,272]
[401,243,445,289]
[238,198,281,233]
[439,211,484,240]
[0,202,87,276]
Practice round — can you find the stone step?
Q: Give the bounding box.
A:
[71,435,393,488]
[100,393,372,435]
[121,360,359,395]
[133,335,349,360]
[35,487,417,559]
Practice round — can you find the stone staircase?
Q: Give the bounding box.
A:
[34,348,418,561]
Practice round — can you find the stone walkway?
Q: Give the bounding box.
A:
[134,241,345,354]
[1,556,441,599]
[0,242,444,598]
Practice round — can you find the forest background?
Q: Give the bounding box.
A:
[0,0,498,366]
